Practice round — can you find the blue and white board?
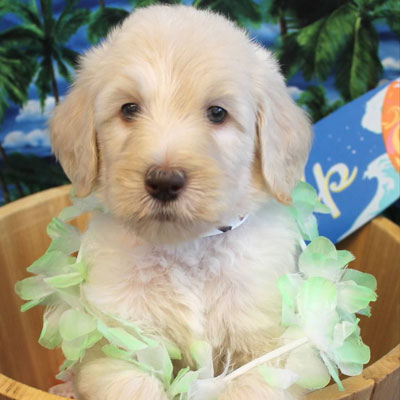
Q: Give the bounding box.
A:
[305,79,400,243]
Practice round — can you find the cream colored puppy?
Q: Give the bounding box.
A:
[51,5,313,400]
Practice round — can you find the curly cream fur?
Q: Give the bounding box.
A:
[51,5,313,399]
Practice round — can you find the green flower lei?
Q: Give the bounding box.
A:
[15,182,377,398]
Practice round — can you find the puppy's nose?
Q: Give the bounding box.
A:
[145,167,186,202]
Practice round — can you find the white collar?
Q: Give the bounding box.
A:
[202,215,248,238]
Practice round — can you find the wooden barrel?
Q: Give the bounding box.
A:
[0,186,399,399]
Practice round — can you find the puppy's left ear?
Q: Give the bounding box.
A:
[253,46,313,204]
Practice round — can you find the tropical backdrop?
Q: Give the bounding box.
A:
[0,0,399,234]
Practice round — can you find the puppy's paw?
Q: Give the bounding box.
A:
[218,370,300,400]
[75,358,168,400]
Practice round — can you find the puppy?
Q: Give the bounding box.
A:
[50,5,313,400]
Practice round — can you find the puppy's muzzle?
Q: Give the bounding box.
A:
[145,167,186,203]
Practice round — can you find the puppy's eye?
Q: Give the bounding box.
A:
[207,106,227,124]
[121,103,140,121]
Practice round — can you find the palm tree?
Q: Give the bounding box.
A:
[87,0,129,45]
[135,0,182,6]
[194,0,261,27]
[4,0,90,108]
[0,21,38,201]
[278,0,400,101]
[297,85,344,122]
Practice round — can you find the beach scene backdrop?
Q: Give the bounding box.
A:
[0,0,399,242]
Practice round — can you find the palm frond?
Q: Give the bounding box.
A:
[335,17,382,100]
[7,0,43,31]
[277,32,302,78]
[297,85,344,122]
[194,0,261,27]
[3,153,68,194]
[35,57,52,109]
[0,48,37,121]
[59,47,80,69]
[39,0,55,33]
[0,93,9,123]
[0,26,42,45]
[53,47,72,82]
[87,7,129,45]
[135,0,181,6]
[373,0,400,39]
[56,8,91,44]
[298,3,358,81]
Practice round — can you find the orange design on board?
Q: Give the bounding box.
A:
[382,80,400,172]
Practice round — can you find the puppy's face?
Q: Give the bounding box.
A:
[51,6,312,243]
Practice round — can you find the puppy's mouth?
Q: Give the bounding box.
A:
[150,208,178,222]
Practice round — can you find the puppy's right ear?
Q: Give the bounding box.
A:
[50,81,98,197]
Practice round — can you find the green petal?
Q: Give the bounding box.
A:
[59,309,97,341]
[102,343,132,360]
[70,262,88,281]
[44,272,83,289]
[47,217,79,239]
[168,368,199,397]
[97,320,148,352]
[299,252,343,280]
[55,286,81,308]
[278,274,302,309]
[258,365,298,389]
[15,275,53,300]
[337,281,377,314]
[301,213,320,241]
[333,321,358,347]
[39,305,68,349]
[297,277,339,347]
[338,309,358,324]
[27,251,76,275]
[56,359,76,381]
[299,237,344,280]
[59,193,103,222]
[20,298,45,312]
[291,182,330,239]
[281,300,298,327]
[165,340,182,360]
[47,237,81,255]
[190,341,214,379]
[342,269,377,291]
[293,181,318,207]
[44,272,84,289]
[61,335,86,361]
[298,277,337,317]
[278,274,302,327]
[137,345,173,388]
[336,251,355,268]
[291,205,319,241]
[357,306,372,317]
[85,330,103,349]
[57,205,81,222]
[314,202,331,214]
[302,236,336,259]
[335,336,370,366]
[104,313,159,348]
[47,217,81,254]
[285,344,331,390]
[336,361,363,376]
[103,345,156,374]
[188,378,226,400]
[320,352,344,391]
